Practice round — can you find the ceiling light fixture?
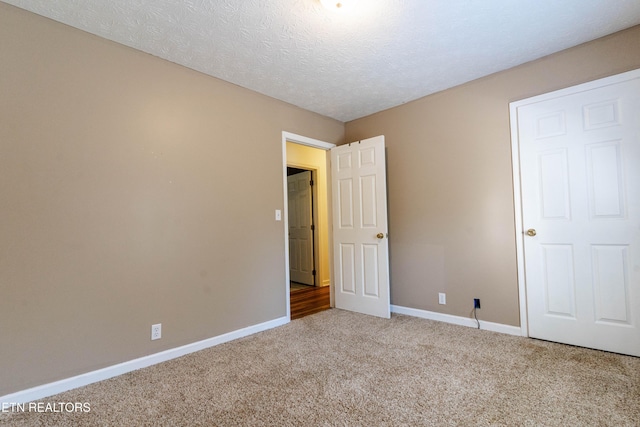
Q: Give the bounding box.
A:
[320,0,359,12]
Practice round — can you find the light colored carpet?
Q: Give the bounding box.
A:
[2,309,639,426]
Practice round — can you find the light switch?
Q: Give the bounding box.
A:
[275,209,282,221]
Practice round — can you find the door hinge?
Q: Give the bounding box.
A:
[312,270,316,276]
[310,180,314,186]
[311,224,315,231]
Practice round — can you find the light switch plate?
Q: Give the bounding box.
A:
[275,209,282,221]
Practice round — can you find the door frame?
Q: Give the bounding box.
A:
[282,131,336,320]
[509,68,640,339]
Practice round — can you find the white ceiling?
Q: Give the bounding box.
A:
[4,0,640,122]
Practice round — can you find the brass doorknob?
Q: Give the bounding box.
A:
[526,229,537,237]
[376,233,385,239]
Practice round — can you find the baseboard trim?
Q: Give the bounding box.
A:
[391,305,523,336]
[1,316,289,406]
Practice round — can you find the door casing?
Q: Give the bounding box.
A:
[282,131,335,320]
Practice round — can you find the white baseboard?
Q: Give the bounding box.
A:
[1,316,289,406]
[391,305,523,336]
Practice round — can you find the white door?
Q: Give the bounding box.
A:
[331,135,390,318]
[288,170,315,285]
[513,70,640,356]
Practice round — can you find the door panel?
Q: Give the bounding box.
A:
[591,245,630,324]
[541,244,576,318]
[331,136,390,318]
[339,243,356,294]
[515,71,640,356]
[338,179,354,228]
[362,244,380,297]
[538,149,571,219]
[586,141,625,218]
[360,174,378,227]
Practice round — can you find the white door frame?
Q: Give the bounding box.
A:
[511,101,532,338]
[509,68,640,338]
[282,131,335,320]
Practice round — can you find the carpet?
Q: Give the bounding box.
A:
[2,309,639,426]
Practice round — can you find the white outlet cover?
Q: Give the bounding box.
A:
[438,293,446,305]
[151,323,162,340]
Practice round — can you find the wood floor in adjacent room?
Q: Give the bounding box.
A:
[290,284,330,320]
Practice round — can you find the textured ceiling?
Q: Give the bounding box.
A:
[3,0,640,122]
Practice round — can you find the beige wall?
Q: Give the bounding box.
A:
[286,143,331,287]
[3,1,639,397]
[345,25,640,327]
[0,3,344,396]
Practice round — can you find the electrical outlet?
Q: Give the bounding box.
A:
[438,293,446,305]
[151,323,162,340]
[474,298,481,309]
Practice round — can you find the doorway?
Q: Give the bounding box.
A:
[282,132,335,320]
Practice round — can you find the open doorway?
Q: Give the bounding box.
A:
[283,133,392,319]
[282,132,335,320]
